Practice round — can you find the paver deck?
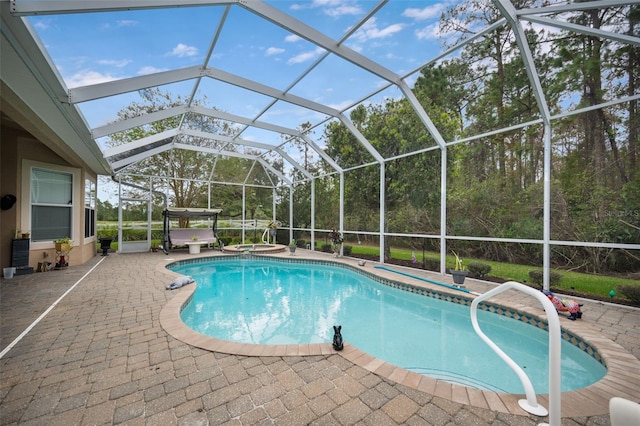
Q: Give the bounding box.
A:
[1,249,639,425]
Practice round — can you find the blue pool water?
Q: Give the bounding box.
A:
[173,258,606,393]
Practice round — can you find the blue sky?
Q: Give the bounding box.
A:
[27,0,451,146]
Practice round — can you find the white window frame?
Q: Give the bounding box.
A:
[21,160,81,250]
[85,177,97,241]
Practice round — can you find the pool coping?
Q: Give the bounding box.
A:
[158,252,640,418]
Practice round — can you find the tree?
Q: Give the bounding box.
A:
[107,88,239,227]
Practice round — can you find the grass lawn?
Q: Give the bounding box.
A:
[347,244,639,303]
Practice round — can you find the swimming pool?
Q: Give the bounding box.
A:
[170,256,606,394]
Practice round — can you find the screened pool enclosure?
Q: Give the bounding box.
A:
[3,0,639,288]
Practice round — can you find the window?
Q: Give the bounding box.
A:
[31,168,73,241]
[85,179,96,238]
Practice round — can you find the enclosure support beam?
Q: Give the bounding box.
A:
[379,163,385,264]
[543,124,552,291]
[440,146,448,276]
[311,179,316,251]
[272,188,277,244]
[340,172,345,257]
[289,185,294,244]
[242,185,247,244]
[118,178,123,253]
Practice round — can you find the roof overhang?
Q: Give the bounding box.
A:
[1,2,111,175]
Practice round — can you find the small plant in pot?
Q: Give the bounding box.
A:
[289,239,297,255]
[328,229,343,257]
[54,237,73,252]
[53,237,72,268]
[450,251,467,286]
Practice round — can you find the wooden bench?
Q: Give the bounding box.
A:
[169,228,217,248]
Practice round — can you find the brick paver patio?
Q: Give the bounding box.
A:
[1,250,638,425]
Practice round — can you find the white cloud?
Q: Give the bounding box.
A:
[324,4,362,17]
[402,4,444,21]
[353,18,405,43]
[265,47,285,56]
[168,43,198,57]
[285,34,301,43]
[327,99,354,111]
[290,0,362,17]
[32,19,50,31]
[97,59,131,68]
[65,70,118,88]
[137,66,168,75]
[117,20,138,27]
[415,23,440,40]
[287,47,324,64]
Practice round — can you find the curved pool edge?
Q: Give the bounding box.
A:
[158,254,640,418]
[222,244,287,254]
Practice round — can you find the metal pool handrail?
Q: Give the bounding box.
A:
[470,281,561,426]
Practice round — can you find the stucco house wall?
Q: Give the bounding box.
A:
[1,113,98,270]
[1,11,110,272]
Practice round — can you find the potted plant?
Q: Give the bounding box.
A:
[289,239,297,255]
[267,221,278,243]
[21,230,30,239]
[328,229,343,257]
[98,235,113,256]
[53,237,72,268]
[54,237,73,252]
[450,250,467,286]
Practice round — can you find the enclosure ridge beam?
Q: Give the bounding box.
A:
[275,148,314,180]
[181,129,311,179]
[397,80,446,148]
[191,105,301,137]
[338,113,384,164]
[494,0,551,124]
[109,144,173,170]
[257,159,291,186]
[68,66,202,103]
[182,128,275,151]
[241,0,401,85]
[92,106,189,138]
[516,1,639,17]
[10,0,232,16]
[173,142,292,185]
[189,5,230,108]
[523,15,640,47]
[302,135,343,173]
[103,129,179,157]
[173,142,250,159]
[202,66,340,117]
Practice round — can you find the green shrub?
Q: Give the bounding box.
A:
[296,239,306,248]
[219,237,233,246]
[343,245,352,255]
[468,262,492,278]
[321,244,333,253]
[617,284,640,304]
[528,270,562,287]
[97,229,118,239]
[422,258,440,272]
